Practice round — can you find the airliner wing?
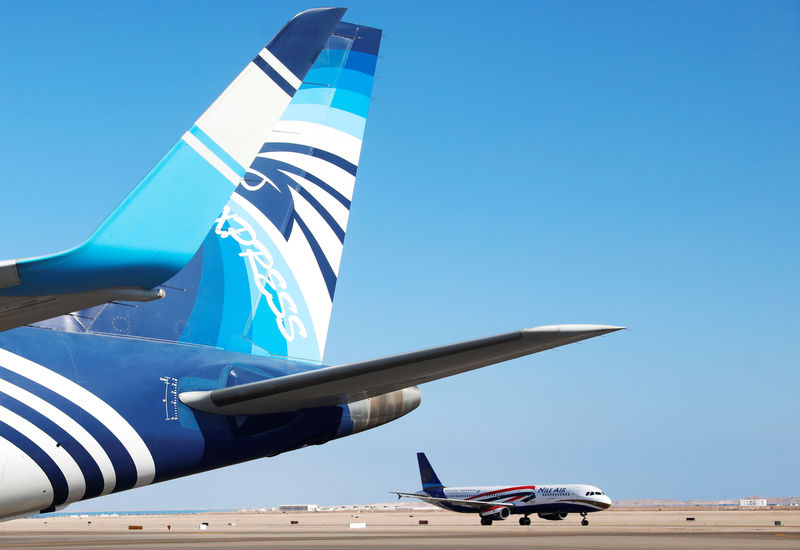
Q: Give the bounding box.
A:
[0,8,346,333]
[392,492,514,511]
[179,324,623,415]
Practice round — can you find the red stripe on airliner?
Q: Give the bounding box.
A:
[466,485,536,500]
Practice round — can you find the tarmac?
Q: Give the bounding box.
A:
[0,509,798,549]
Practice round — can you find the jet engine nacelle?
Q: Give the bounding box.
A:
[344,386,422,435]
[538,512,568,521]
[480,506,511,521]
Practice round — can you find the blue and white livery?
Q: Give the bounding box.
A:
[0,9,623,521]
[395,453,612,526]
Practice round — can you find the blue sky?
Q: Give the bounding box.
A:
[0,1,798,510]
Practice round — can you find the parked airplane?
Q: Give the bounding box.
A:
[0,8,622,520]
[395,453,612,526]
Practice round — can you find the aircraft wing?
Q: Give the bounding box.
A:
[179,324,623,415]
[392,492,514,511]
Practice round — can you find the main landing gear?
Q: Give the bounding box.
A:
[480,517,492,526]
[519,515,531,526]
[580,512,589,526]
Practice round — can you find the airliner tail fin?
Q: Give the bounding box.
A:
[46,21,384,363]
[417,452,445,496]
[0,8,347,332]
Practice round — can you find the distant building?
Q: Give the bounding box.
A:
[279,504,318,512]
[739,499,767,507]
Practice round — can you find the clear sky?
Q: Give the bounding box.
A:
[0,1,798,510]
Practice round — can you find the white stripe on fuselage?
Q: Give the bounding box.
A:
[0,405,86,502]
[0,437,53,518]
[0,348,155,488]
[0,379,116,495]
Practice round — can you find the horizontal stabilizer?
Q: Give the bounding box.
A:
[0,287,164,333]
[179,324,623,415]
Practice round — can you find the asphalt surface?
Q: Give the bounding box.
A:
[0,509,797,549]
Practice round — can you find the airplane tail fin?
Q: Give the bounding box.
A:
[205,21,383,361]
[417,452,445,497]
[35,21,383,364]
[0,8,346,328]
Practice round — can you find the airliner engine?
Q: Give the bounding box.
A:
[344,386,421,434]
[480,506,511,520]
[538,512,568,520]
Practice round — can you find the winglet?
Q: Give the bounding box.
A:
[522,324,625,335]
[522,324,625,342]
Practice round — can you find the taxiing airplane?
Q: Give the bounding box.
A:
[395,453,612,526]
[0,9,622,520]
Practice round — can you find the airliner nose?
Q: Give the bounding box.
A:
[598,494,612,509]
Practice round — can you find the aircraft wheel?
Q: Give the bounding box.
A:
[519,516,531,526]
[481,517,492,526]
[581,519,589,526]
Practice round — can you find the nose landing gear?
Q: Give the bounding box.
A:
[580,512,589,526]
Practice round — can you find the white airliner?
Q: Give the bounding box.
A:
[395,453,611,526]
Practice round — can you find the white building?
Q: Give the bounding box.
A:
[279,504,318,512]
[739,498,767,507]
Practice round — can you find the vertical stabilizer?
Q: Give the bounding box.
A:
[222,22,382,361]
[417,452,446,497]
[4,8,346,299]
[38,21,383,365]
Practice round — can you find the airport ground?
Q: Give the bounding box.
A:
[1,508,799,549]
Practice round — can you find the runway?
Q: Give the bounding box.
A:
[0,509,798,549]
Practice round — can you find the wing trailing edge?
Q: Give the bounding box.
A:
[179,324,624,415]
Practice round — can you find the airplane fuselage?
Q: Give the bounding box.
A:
[421,483,611,517]
[0,327,417,520]
[0,8,622,524]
